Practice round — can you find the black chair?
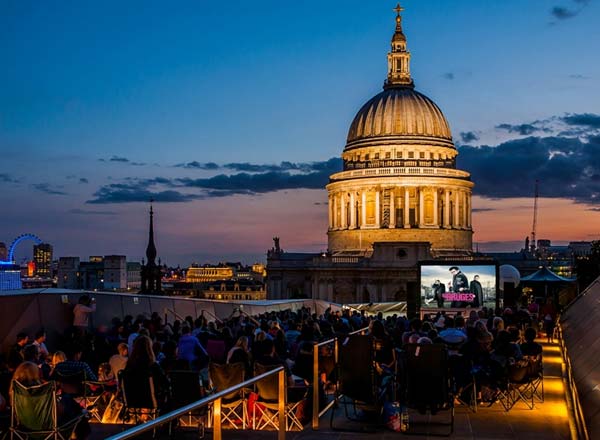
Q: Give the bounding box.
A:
[449,354,477,413]
[399,343,454,436]
[119,369,159,426]
[330,334,379,431]
[207,362,247,429]
[526,353,544,403]
[497,360,534,411]
[168,370,205,428]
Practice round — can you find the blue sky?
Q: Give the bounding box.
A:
[1,0,599,265]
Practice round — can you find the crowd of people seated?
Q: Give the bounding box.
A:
[0,294,555,438]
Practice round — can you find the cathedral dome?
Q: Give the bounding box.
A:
[345,87,453,150]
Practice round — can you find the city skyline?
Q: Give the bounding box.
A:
[2,1,600,265]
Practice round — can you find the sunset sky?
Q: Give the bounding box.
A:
[1,0,599,265]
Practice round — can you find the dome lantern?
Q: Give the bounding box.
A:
[385,3,414,90]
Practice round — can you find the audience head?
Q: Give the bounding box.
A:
[181,325,191,335]
[16,332,28,346]
[524,327,537,343]
[34,329,46,342]
[371,320,386,339]
[409,318,422,332]
[477,331,493,351]
[117,343,128,356]
[235,336,249,351]
[492,317,504,331]
[127,335,156,369]
[52,351,66,366]
[417,337,432,345]
[12,362,41,388]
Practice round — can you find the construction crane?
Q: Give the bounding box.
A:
[530,180,539,254]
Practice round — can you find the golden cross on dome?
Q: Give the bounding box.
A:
[394,3,404,16]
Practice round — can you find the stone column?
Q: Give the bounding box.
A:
[375,188,381,228]
[349,192,356,229]
[467,192,472,228]
[361,191,367,228]
[454,190,460,228]
[328,194,333,229]
[433,189,439,227]
[461,191,467,229]
[404,187,410,228]
[340,193,347,229]
[332,193,338,229]
[418,187,425,227]
[389,188,396,228]
[444,189,450,228]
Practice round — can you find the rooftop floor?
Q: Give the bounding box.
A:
[91,341,570,440]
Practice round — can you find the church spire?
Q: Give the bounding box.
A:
[145,199,157,265]
[384,3,414,89]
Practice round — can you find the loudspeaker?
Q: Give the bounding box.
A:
[406,281,419,319]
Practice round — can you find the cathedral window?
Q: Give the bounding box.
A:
[408,152,414,159]
[365,154,370,160]
[419,152,425,159]
[396,151,403,159]
[374,153,379,159]
[385,152,391,159]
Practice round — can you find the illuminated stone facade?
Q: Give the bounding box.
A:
[327,4,473,253]
[266,5,474,304]
[186,266,235,283]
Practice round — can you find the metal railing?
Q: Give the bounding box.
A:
[329,166,470,181]
[311,326,369,430]
[106,366,286,440]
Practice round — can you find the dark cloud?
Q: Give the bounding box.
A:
[569,74,590,80]
[458,135,600,204]
[31,183,67,195]
[443,72,455,80]
[550,0,590,20]
[98,156,146,166]
[87,183,202,204]
[460,131,479,143]
[471,208,495,213]
[496,123,541,136]
[68,208,117,216]
[176,170,331,195]
[109,156,129,162]
[175,161,220,170]
[87,158,343,203]
[79,178,89,184]
[551,6,578,19]
[175,158,342,174]
[0,173,18,183]
[561,113,600,128]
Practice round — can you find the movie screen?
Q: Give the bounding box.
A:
[420,264,497,309]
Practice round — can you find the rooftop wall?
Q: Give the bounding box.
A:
[561,277,600,439]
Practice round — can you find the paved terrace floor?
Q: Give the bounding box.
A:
[91,341,570,440]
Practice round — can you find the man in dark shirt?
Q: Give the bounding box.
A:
[51,344,97,382]
[7,333,28,371]
[469,275,483,307]
[449,266,469,307]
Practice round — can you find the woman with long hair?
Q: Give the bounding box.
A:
[11,362,90,439]
[226,336,251,378]
[124,335,170,407]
